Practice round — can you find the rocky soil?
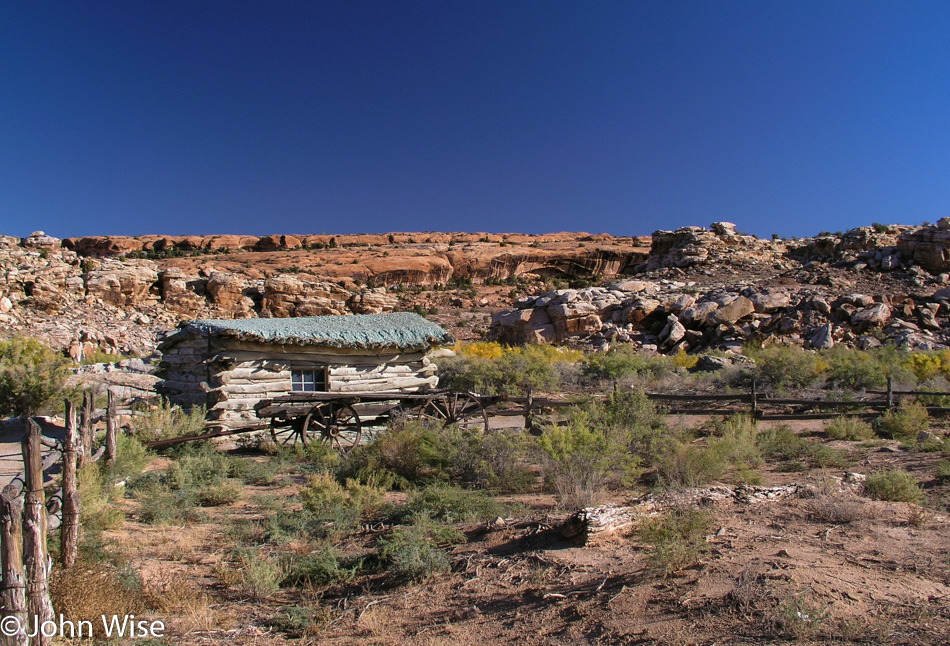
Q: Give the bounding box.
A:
[491,221,950,353]
[6,220,950,359]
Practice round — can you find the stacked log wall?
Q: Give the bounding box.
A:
[159,333,440,428]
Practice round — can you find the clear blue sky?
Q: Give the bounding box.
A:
[2,1,949,239]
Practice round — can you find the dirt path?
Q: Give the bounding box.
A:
[0,418,64,488]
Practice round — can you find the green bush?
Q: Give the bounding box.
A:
[197,478,243,506]
[394,483,504,524]
[128,444,249,520]
[936,460,950,482]
[339,421,447,489]
[748,345,823,391]
[377,524,450,582]
[581,345,672,386]
[651,435,727,488]
[129,398,207,443]
[638,507,714,577]
[874,401,929,439]
[824,416,875,441]
[757,425,812,461]
[280,544,354,588]
[822,346,913,391]
[230,548,284,598]
[0,337,73,415]
[106,432,151,481]
[77,464,125,532]
[864,468,923,503]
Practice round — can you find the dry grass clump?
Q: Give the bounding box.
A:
[50,561,146,638]
[805,494,866,524]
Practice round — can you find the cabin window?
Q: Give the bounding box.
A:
[291,368,326,392]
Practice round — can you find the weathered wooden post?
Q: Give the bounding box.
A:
[104,390,117,466]
[22,420,53,643]
[886,375,894,410]
[78,391,94,468]
[61,400,81,569]
[0,493,28,646]
[750,382,758,418]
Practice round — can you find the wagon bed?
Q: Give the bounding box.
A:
[254,389,491,450]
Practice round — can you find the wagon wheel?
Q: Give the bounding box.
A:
[417,391,489,433]
[303,403,363,452]
[269,415,304,446]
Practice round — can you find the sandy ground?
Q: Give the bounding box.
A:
[0,417,64,488]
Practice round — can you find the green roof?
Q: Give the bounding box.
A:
[169,312,453,351]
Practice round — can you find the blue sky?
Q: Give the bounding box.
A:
[1,1,949,239]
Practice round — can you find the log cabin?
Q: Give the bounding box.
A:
[156,312,455,428]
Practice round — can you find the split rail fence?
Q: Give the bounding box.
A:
[0,391,121,646]
[506,376,950,426]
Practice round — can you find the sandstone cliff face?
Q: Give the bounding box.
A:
[10,222,950,357]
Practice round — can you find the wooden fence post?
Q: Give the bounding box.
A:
[886,375,894,410]
[750,382,758,418]
[78,391,93,469]
[104,390,117,466]
[61,400,80,569]
[23,420,53,643]
[0,493,28,646]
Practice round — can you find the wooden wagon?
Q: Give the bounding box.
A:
[254,389,491,450]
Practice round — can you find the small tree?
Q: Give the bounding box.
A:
[0,336,73,416]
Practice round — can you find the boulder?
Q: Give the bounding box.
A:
[749,291,790,313]
[707,296,755,325]
[679,300,719,326]
[851,302,891,329]
[809,324,835,350]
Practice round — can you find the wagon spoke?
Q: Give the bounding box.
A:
[320,404,362,452]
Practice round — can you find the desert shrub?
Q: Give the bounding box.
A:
[440,426,536,492]
[224,548,284,598]
[581,345,673,386]
[77,464,125,532]
[0,336,73,416]
[339,421,447,489]
[748,345,823,391]
[50,561,146,638]
[671,349,698,370]
[822,346,913,390]
[97,432,151,483]
[393,483,504,524]
[280,544,354,588]
[128,444,251,519]
[650,417,765,488]
[377,523,451,582]
[129,398,207,443]
[439,345,577,396]
[539,406,643,508]
[197,478,243,506]
[756,424,811,461]
[229,458,277,485]
[874,400,929,439]
[769,594,831,639]
[538,391,664,506]
[824,416,875,441]
[903,352,943,382]
[936,460,950,482]
[864,468,923,503]
[299,471,384,533]
[806,495,865,524]
[757,424,844,468]
[638,507,714,577]
[651,434,727,488]
[808,444,846,468]
[709,415,763,473]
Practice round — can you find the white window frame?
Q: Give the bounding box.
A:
[291,367,326,392]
